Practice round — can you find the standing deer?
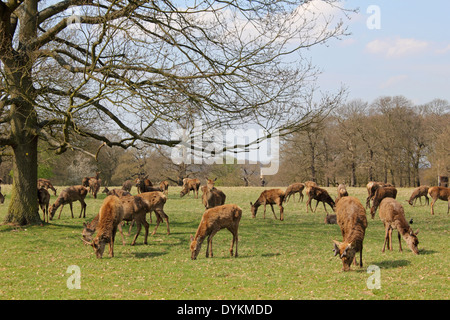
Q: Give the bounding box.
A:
[49,185,88,219]
[250,189,285,220]
[378,198,419,254]
[190,204,242,260]
[38,188,51,223]
[284,183,305,203]
[428,186,450,215]
[306,186,335,214]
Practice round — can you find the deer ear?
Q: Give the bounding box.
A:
[414,228,419,235]
[250,202,253,206]
[332,240,341,256]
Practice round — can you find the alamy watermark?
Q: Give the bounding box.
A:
[66,265,81,289]
[366,265,381,289]
[170,121,279,175]
[366,5,381,30]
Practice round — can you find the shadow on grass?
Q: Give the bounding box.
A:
[132,251,168,259]
[370,259,411,269]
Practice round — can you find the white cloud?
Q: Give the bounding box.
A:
[366,37,429,58]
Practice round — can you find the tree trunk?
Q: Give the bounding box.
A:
[5,135,40,225]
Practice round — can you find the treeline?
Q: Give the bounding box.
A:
[274,96,449,187]
[0,96,448,188]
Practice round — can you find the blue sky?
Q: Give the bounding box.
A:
[308,0,450,105]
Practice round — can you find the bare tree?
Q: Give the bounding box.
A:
[1,0,351,224]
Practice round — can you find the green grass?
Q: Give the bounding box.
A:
[0,185,449,300]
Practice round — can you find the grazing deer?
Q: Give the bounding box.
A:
[306,186,335,214]
[37,178,57,196]
[190,204,242,260]
[82,171,101,199]
[49,185,88,219]
[180,178,201,198]
[406,185,429,206]
[250,189,285,220]
[365,181,393,208]
[284,183,305,203]
[333,196,367,271]
[83,196,125,258]
[378,198,419,254]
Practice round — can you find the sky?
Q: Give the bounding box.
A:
[306,0,450,105]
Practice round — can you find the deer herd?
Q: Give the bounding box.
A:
[1,173,447,271]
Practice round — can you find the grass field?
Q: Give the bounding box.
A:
[0,185,449,300]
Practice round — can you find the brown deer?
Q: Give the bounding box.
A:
[83,196,125,258]
[82,171,101,199]
[332,196,367,271]
[37,188,51,223]
[82,195,149,246]
[407,185,429,206]
[284,182,305,203]
[306,186,335,214]
[137,191,170,236]
[250,189,285,220]
[378,197,419,254]
[37,178,57,196]
[180,178,201,198]
[190,204,242,260]
[159,180,169,196]
[121,180,134,193]
[201,185,226,209]
[365,181,393,208]
[102,187,131,198]
[49,185,88,219]
[428,186,450,215]
[369,186,397,219]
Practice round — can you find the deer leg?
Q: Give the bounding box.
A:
[269,204,278,220]
[279,205,284,221]
[382,225,389,252]
[388,228,393,251]
[397,230,402,252]
[57,204,65,219]
[117,223,126,245]
[79,200,86,218]
[142,218,150,244]
[131,220,141,246]
[359,245,363,268]
[322,201,329,214]
[151,213,162,235]
[425,195,429,206]
[263,204,267,219]
[128,220,135,236]
[430,199,435,215]
[313,200,319,213]
[228,228,238,257]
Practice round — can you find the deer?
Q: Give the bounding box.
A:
[180,178,201,198]
[37,188,51,223]
[190,204,242,260]
[121,180,134,193]
[49,185,88,220]
[407,185,429,206]
[378,197,419,254]
[135,176,153,193]
[332,196,368,271]
[369,186,397,219]
[428,186,450,215]
[102,187,131,198]
[0,179,3,204]
[250,189,285,220]
[37,178,57,196]
[306,186,335,214]
[83,196,125,258]
[336,184,348,201]
[201,185,226,209]
[136,191,170,236]
[82,171,101,199]
[82,194,149,246]
[159,180,169,196]
[365,181,393,208]
[284,182,305,203]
